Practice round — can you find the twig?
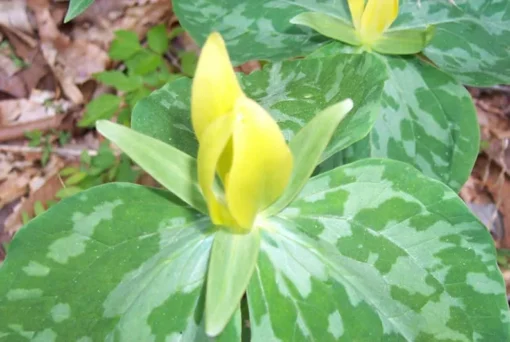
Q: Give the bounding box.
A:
[0,144,98,158]
[476,85,510,95]
[164,50,183,73]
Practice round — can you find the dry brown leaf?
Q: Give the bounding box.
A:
[0,89,72,141]
[28,0,108,104]
[0,0,34,34]
[0,53,21,77]
[0,28,51,98]
[470,155,510,249]
[0,172,31,208]
[3,155,64,234]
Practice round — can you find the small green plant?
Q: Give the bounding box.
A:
[79,25,197,127]
[24,129,71,166]
[0,40,28,69]
[57,142,140,199]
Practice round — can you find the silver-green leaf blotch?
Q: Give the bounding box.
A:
[249,159,510,341]
[206,229,260,337]
[0,184,240,341]
[132,54,386,162]
[310,44,479,191]
[96,120,207,213]
[174,0,510,86]
[265,98,353,216]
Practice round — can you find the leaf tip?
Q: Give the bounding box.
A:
[205,319,223,338]
[342,98,354,113]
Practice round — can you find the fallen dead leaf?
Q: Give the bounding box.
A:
[0,89,72,141]
[28,0,109,104]
[0,0,34,34]
[2,155,64,234]
[0,28,51,98]
[469,155,510,249]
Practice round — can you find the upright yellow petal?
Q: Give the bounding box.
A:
[225,97,293,229]
[197,113,237,227]
[348,0,366,31]
[360,0,399,42]
[192,32,243,141]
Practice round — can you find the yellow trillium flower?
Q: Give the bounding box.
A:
[348,0,399,48]
[192,32,293,232]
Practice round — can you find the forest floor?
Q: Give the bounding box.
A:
[1,0,510,296]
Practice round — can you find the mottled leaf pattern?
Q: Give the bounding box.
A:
[248,159,510,341]
[0,184,240,341]
[1,166,507,340]
[174,0,510,85]
[133,54,386,161]
[312,44,479,190]
[172,0,491,190]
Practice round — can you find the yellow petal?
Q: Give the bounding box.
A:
[348,0,365,31]
[225,97,293,230]
[197,112,238,227]
[191,32,243,141]
[360,0,399,42]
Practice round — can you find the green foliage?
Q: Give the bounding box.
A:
[147,24,169,54]
[78,94,122,127]
[20,142,140,224]
[24,129,71,166]
[206,229,260,336]
[96,120,206,212]
[132,54,386,159]
[64,0,95,22]
[79,26,194,127]
[2,2,510,341]
[56,142,140,200]
[173,0,507,190]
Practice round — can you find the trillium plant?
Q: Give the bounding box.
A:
[2,0,510,341]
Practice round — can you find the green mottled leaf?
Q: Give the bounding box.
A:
[64,0,94,23]
[132,54,386,161]
[0,184,242,341]
[248,159,510,341]
[309,43,479,191]
[96,120,207,213]
[206,229,260,336]
[174,0,510,86]
[266,99,353,216]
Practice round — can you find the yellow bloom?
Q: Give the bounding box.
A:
[348,0,399,48]
[192,32,293,232]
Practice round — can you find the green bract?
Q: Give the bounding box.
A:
[173,0,510,190]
